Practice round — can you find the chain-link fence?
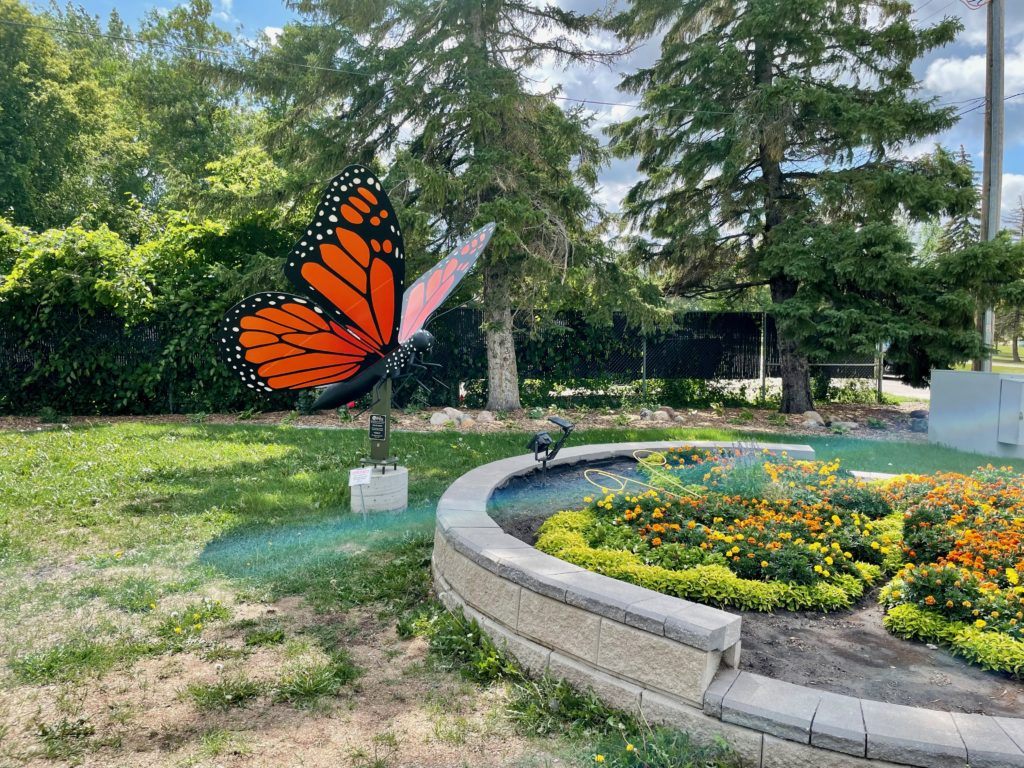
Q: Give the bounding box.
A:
[0,308,881,414]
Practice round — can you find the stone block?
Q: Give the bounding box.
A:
[475,613,551,677]
[551,570,654,623]
[548,652,641,713]
[517,589,601,662]
[997,718,1024,754]
[439,545,521,628]
[350,465,408,513]
[722,641,741,669]
[596,618,717,706]
[486,547,585,601]
[702,667,740,719]
[811,691,865,757]
[951,713,1024,768]
[435,507,500,531]
[641,690,763,768]
[720,672,820,744]
[861,699,967,768]
[624,593,741,651]
[761,734,902,768]
[445,527,531,567]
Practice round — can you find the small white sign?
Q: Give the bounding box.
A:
[349,467,373,487]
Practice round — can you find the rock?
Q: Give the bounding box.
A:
[430,411,453,426]
[909,417,928,434]
[652,410,671,422]
[459,417,476,429]
[801,418,825,429]
[673,415,685,423]
[639,408,653,420]
[909,409,929,419]
[660,406,679,419]
[476,410,495,423]
[832,420,859,430]
[802,410,825,426]
[443,406,464,422]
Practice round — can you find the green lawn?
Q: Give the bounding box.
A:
[0,421,1017,766]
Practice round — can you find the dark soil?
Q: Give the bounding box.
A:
[491,467,1024,718]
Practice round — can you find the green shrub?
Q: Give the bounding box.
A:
[883,604,1024,677]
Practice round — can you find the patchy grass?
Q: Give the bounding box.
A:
[184,675,266,712]
[0,420,1014,766]
[272,649,361,709]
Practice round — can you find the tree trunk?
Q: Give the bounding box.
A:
[1014,308,1021,362]
[771,277,815,413]
[754,39,813,414]
[482,260,521,411]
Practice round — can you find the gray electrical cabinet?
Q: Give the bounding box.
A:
[998,378,1024,445]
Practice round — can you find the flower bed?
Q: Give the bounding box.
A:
[534,448,1024,676]
[536,447,900,612]
[880,467,1024,676]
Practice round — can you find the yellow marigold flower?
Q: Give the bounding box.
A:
[975,619,987,629]
[825,556,834,566]
[761,560,769,568]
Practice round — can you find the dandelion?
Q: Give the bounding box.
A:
[626,743,635,752]
[594,755,605,763]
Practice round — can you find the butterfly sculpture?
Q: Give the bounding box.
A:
[217,164,495,411]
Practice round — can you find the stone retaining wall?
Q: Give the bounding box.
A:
[431,441,1024,768]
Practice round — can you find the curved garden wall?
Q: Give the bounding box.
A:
[431,441,1024,768]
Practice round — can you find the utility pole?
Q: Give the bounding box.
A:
[975,0,1004,372]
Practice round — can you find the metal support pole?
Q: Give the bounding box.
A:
[875,343,884,404]
[369,377,392,463]
[759,312,767,402]
[976,0,1004,372]
[641,335,648,399]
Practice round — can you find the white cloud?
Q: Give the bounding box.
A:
[263,26,284,45]
[1002,173,1024,224]
[923,40,1024,99]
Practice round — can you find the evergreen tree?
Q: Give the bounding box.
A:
[609,0,974,411]
[242,0,619,410]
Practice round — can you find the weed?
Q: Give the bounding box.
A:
[243,623,287,647]
[349,731,399,768]
[236,407,259,421]
[185,675,265,711]
[186,412,208,424]
[729,408,755,424]
[273,650,360,708]
[155,599,230,647]
[35,717,95,760]
[867,417,887,430]
[528,407,545,420]
[105,575,161,613]
[767,412,788,427]
[37,406,70,424]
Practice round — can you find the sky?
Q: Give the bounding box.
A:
[56,0,1024,222]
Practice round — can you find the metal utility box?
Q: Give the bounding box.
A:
[930,370,1024,459]
[998,378,1024,445]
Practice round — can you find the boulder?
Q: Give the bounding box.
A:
[476,410,495,423]
[652,410,671,422]
[443,406,464,422]
[673,415,686,423]
[909,417,928,434]
[832,420,859,430]
[909,409,929,420]
[801,418,825,429]
[639,408,653,420]
[660,406,679,419]
[802,410,825,426]
[430,411,453,426]
[459,417,476,429]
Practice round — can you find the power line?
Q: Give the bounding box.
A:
[0,15,1014,118]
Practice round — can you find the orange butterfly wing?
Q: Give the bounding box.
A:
[219,293,383,391]
[285,165,404,352]
[218,165,405,394]
[398,223,495,343]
